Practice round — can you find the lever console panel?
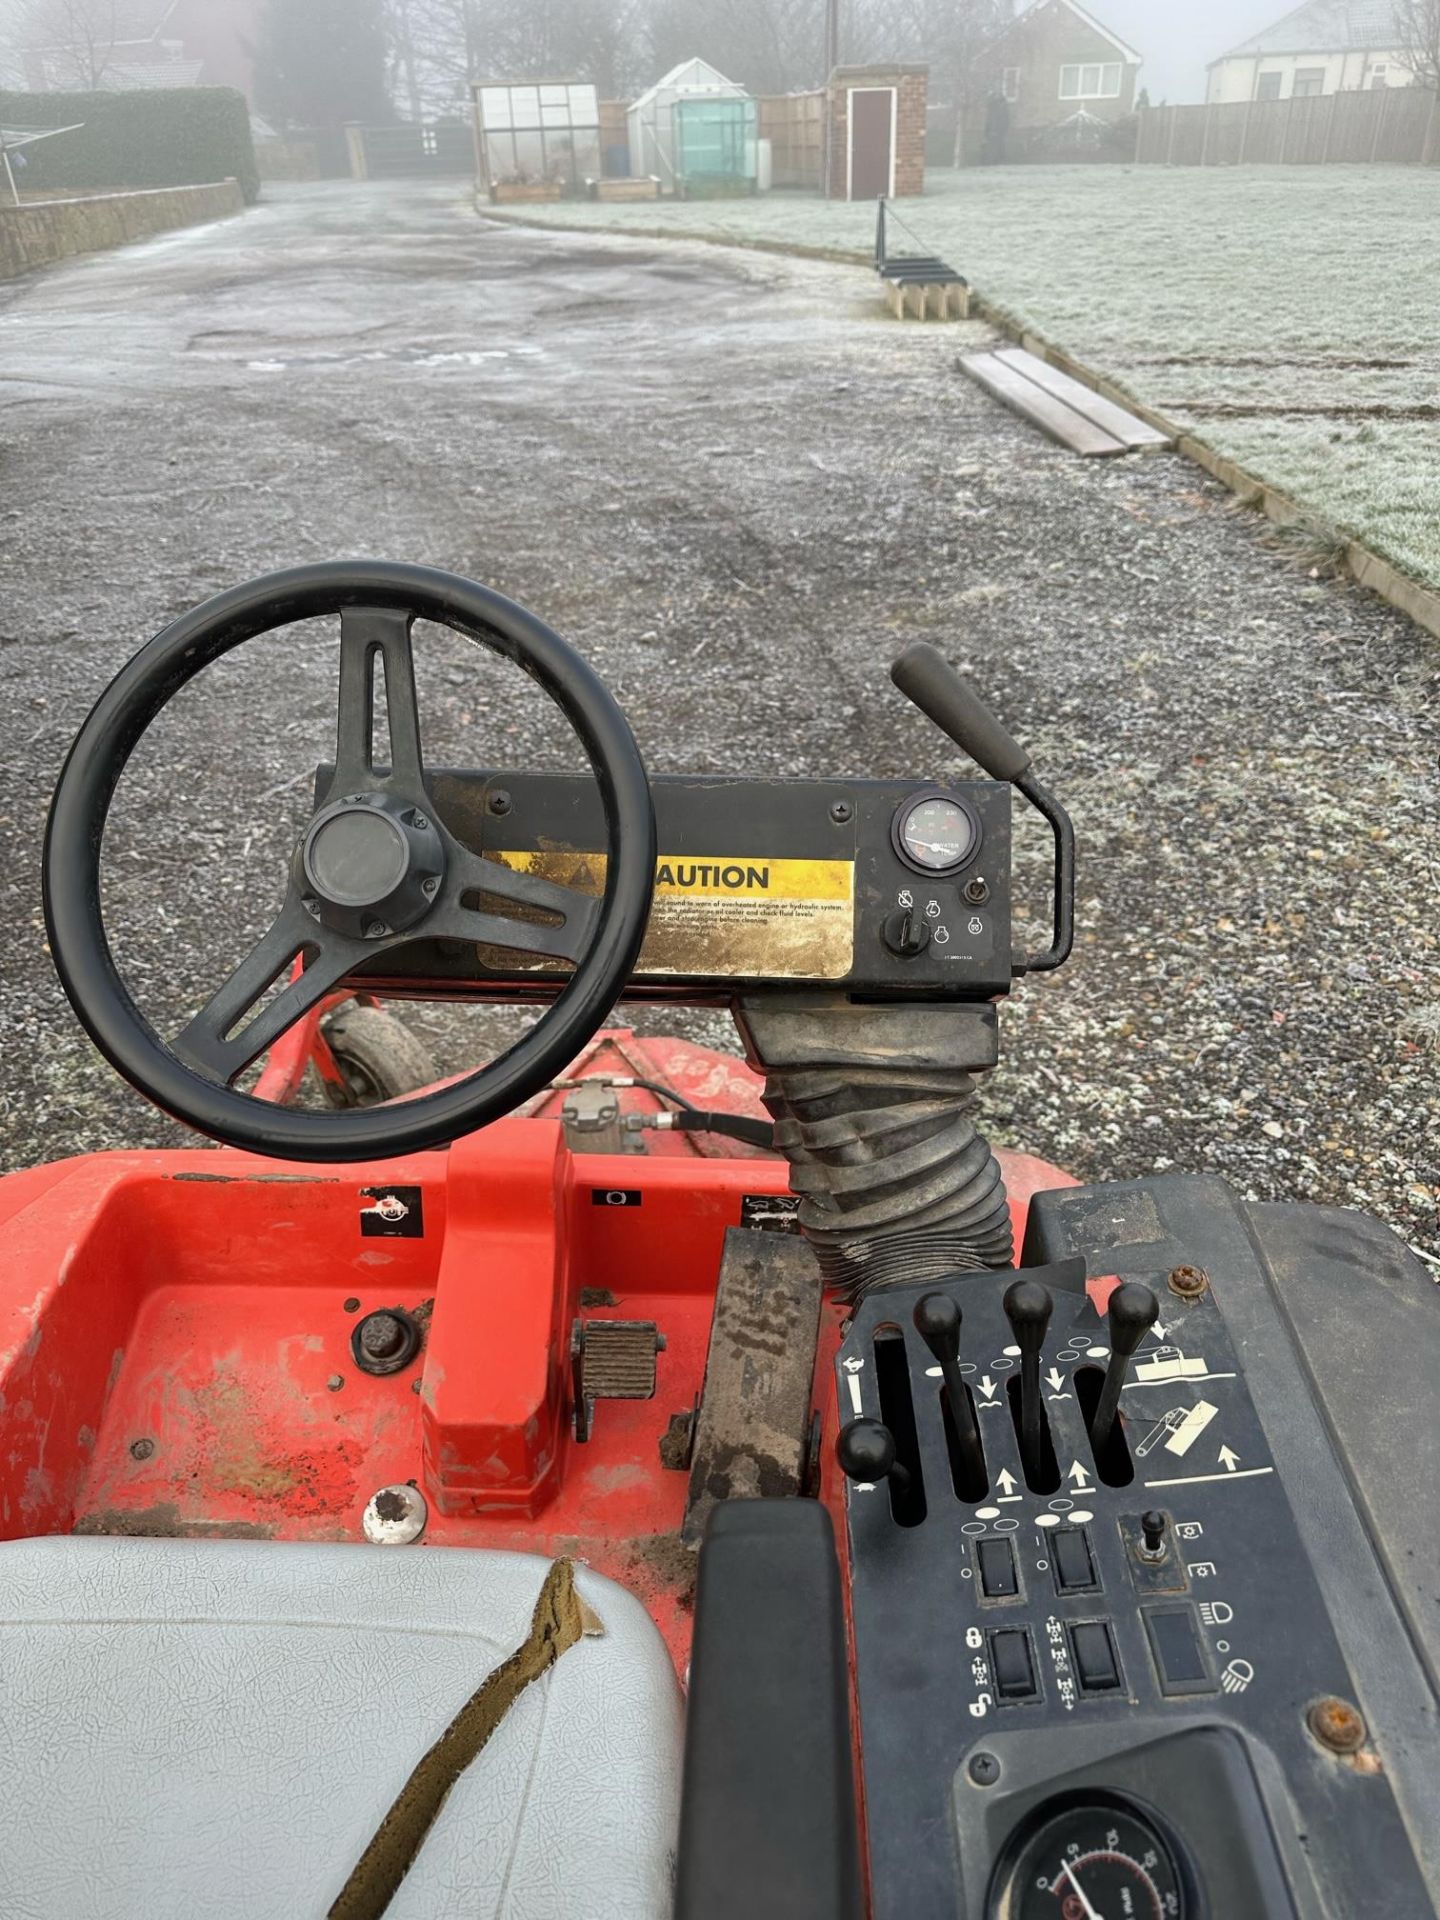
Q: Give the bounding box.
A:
[837,1174,1439,1919]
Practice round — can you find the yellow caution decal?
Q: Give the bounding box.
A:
[486,852,855,979]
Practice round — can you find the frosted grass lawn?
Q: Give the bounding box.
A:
[499,166,1440,591]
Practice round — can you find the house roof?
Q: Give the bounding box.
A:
[1212,1,1402,61]
[629,57,746,115]
[1003,0,1143,65]
[109,59,205,89]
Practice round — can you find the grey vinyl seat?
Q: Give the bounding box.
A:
[0,1535,683,1920]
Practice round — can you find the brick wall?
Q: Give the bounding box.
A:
[0,179,244,280]
[826,64,929,199]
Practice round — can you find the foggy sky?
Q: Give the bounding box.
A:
[1095,0,1282,103]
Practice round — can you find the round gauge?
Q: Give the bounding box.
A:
[990,1798,1188,1920]
[892,792,981,874]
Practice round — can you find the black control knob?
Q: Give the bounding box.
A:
[1141,1509,1168,1557]
[881,906,931,958]
[1004,1278,1052,1484]
[1089,1282,1160,1448]
[913,1292,987,1500]
[836,1418,910,1492]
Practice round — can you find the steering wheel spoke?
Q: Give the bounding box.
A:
[172,899,367,1085]
[432,842,603,963]
[331,606,424,796]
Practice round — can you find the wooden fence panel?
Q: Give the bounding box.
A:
[758,90,825,189]
[1136,87,1440,165]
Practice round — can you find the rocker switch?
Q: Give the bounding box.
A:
[1053,1526,1099,1595]
[977,1536,1019,1598]
[1070,1621,1122,1693]
[990,1629,1039,1701]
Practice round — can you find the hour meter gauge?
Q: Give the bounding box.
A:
[892,792,981,875]
[989,1798,1189,1919]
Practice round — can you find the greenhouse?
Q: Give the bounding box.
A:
[625,59,757,196]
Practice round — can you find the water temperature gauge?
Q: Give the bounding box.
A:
[892,791,982,875]
[990,1797,1189,1919]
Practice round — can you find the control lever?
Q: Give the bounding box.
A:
[1089,1282,1160,1449]
[913,1292,987,1498]
[890,642,1074,974]
[836,1418,911,1494]
[1003,1278,1052,1485]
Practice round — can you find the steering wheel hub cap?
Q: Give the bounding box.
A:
[299,793,444,938]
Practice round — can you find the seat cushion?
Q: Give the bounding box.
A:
[0,1536,682,1920]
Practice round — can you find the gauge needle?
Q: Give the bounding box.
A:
[1056,1859,1103,1920]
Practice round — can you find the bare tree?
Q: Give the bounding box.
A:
[18,0,123,88]
[385,0,651,111]
[1394,0,1440,89]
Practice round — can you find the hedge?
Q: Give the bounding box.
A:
[0,87,260,204]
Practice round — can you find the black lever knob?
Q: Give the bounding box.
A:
[836,1418,910,1492]
[913,1292,987,1499]
[891,643,1032,784]
[1004,1278,1052,1484]
[1089,1282,1160,1448]
[913,1289,962,1367]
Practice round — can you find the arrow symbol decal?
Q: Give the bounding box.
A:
[996,1467,1018,1495]
[1218,1444,1241,1472]
[978,1375,997,1400]
[1046,1367,1065,1392]
[1067,1459,1093,1490]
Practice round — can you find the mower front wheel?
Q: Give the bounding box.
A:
[319,1004,438,1109]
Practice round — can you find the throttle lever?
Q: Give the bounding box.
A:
[890,642,1074,975]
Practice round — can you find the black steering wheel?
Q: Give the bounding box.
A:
[43,561,656,1162]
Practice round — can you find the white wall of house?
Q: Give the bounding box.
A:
[1207,49,1415,102]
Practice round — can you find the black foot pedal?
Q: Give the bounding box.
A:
[682,1227,823,1546]
[571,1319,664,1442]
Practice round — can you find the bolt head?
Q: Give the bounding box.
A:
[968,1752,1000,1786]
[1308,1696,1366,1754]
[829,799,853,824]
[488,789,512,816]
[129,1437,155,1462]
[362,1482,427,1546]
[1169,1264,1210,1298]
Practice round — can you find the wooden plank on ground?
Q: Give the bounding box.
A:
[960,352,1128,457]
[993,347,1173,451]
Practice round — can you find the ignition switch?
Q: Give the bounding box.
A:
[881,906,931,958]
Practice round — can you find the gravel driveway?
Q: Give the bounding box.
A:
[0,181,1435,1263]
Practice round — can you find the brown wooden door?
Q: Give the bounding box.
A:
[849,88,894,199]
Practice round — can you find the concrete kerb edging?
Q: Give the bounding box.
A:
[478,201,1440,648]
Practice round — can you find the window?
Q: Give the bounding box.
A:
[1369,64,1389,87]
[1292,67,1326,97]
[1058,62,1123,101]
[1002,66,1020,102]
[1255,70,1282,100]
